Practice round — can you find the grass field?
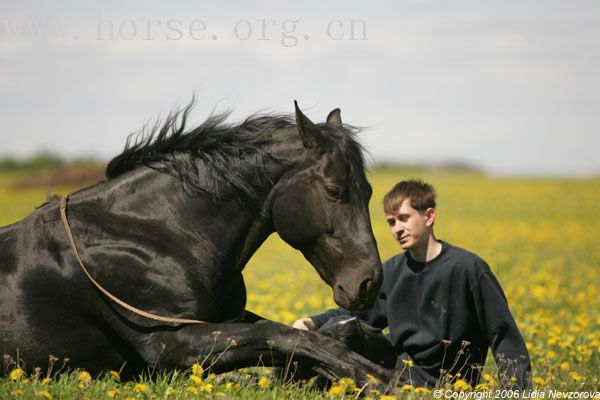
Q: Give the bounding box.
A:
[1,167,598,399]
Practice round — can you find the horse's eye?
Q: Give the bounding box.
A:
[325,186,341,199]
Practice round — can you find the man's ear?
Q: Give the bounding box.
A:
[294,100,329,152]
[425,208,436,226]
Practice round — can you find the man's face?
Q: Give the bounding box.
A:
[386,199,434,250]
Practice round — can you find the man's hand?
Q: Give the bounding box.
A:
[292,317,316,331]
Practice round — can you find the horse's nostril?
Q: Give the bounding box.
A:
[359,278,371,302]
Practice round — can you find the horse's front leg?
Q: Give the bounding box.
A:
[148,321,397,390]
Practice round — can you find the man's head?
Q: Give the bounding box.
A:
[382,179,437,251]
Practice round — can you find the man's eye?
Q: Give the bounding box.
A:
[325,186,340,198]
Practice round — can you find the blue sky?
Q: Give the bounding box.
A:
[1,1,598,176]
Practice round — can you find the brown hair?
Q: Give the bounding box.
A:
[382,178,437,214]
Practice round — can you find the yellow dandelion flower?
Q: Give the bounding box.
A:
[526,341,534,350]
[576,344,592,358]
[328,384,344,396]
[200,383,214,393]
[453,379,472,392]
[401,384,414,391]
[133,383,149,393]
[401,358,414,367]
[568,325,582,334]
[560,362,570,371]
[191,363,204,377]
[186,386,198,395]
[367,373,379,384]
[216,392,226,397]
[13,390,24,397]
[37,391,52,400]
[475,383,490,391]
[339,377,356,387]
[110,370,121,381]
[258,377,269,388]
[77,370,92,384]
[10,368,25,381]
[570,372,585,382]
[483,373,495,384]
[379,395,397,400]
[189,374,203,386]
[41,378,51,385]
[533,376,547,386]
[415,387,431,394]
[107,389,120,398]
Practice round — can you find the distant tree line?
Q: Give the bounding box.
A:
[375,161,482,174]
[0,152,102,171]
[0,153,482,175]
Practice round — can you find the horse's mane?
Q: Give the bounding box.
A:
[106,100,368,207]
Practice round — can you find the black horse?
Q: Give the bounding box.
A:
[0,101,395,387]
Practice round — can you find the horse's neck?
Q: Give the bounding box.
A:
[86,150,292,272]
[194,130,305,270]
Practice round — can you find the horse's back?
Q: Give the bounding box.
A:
[0,222,20,276]
[0,202,59,275]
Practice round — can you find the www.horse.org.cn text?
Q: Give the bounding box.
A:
[95,15,369,46]
[2,14,369,46]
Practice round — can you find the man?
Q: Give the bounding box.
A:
[293,179,531,389]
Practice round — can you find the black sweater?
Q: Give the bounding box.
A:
[310,241,531,388]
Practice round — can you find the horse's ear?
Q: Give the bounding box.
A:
[326,108,342,128]
[294,100,327,151]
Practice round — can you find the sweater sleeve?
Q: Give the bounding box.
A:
[471,264,532,390]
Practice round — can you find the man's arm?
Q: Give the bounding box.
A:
[295,280,389,331]
[471,265,532,389]
[292,308,351,331]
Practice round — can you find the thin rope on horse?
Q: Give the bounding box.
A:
[59,195,207,325]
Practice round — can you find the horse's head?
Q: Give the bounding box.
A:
[271,102,383,311]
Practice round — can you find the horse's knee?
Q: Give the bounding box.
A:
[317,316,365,353]
[317,316,396,368]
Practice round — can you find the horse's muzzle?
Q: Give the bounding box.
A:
[333,265,382,310]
